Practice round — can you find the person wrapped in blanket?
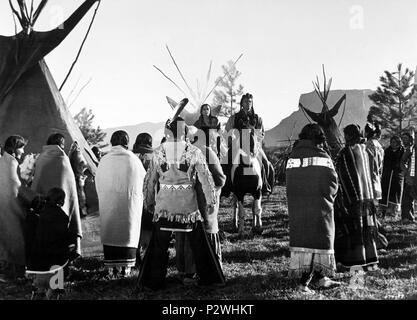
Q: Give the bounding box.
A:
[400,130,416,223]
[137,117,225,291]
[132,132,155,263]
[286,124,341,294]
[364,120,384,205]
[0,135,28,281]
[380,135,404,217]
[31,133,83,259]
[334,124,379,272]
[95,131,146,277]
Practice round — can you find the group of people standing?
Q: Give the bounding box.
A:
[0,133,84,290]
[286,119,416,294]
[10,92,405,297]
[381,130,417,223]
[0,92,269,296]
[98,93,268,290]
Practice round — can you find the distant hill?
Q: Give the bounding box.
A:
[101,116,232,151]
[102,122,165,150]
[264,89,374,147]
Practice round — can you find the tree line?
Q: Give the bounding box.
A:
[74,62,417,147]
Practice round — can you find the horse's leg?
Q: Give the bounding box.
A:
[237,200,245,236]
[252,198,263,235]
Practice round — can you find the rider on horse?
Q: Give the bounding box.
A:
[225,93,273,196]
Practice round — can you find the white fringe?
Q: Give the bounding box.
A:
[288,250,336,278]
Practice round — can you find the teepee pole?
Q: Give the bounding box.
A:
[16,0,28,22]
[59,0,101,91]
[203,53,243,104]
[9,0,25,28]
[322,64,327,100]
[68,78,92,108]
[31,0,48,25]
[165,45,198,103]
[153,65,188,97]
[65,75,82,104]
[202,60,212,103]
[29,0,34,23]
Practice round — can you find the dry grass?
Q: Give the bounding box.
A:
[1,186,416,300]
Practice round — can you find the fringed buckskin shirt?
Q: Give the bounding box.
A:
[143,141,216,230]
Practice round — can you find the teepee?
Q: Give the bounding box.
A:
[154,45,242,125]
[0,0,100,173]
[299,65,347,157]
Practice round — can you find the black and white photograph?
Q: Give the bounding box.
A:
[0,0,416,309]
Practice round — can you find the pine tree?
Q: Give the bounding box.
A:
[73,107,107,146]
[368,63,417,136]
[211,61,244,117]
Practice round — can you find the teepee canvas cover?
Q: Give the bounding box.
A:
[0,0,99,173]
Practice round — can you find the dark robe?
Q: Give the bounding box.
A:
[287,140,338,251]
[193,115,220,133]
[380,146,404,206]
[28,203,70,271]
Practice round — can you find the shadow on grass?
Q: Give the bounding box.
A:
[133,270,298,300]
[378,251,417,272]
[222,247,289,263]
[219,211,288,237]
[386,232,417,250]
[394,267,417,280]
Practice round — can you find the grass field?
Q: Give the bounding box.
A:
[1,186,416,300]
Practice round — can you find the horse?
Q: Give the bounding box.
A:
[220,128,265,235]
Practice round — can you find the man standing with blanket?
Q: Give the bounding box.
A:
[96,131,146,277]
[31,133,82,260]
[286,124,341,294]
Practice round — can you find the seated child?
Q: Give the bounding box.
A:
[25,195,46,265]
[27,188,72,298]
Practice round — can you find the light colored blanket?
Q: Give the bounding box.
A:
[95,146,146,248]
[31,145,82,255]
[0,152,26,266]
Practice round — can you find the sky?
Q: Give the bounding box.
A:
[1,0,417,130]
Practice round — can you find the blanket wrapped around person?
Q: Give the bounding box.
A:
[334,136,379,270]
[286,139,338,278]
[0,152,27,277]
[31,145,82,258]
[95,144,146,271]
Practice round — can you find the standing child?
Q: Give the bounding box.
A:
[27,188,72,299]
